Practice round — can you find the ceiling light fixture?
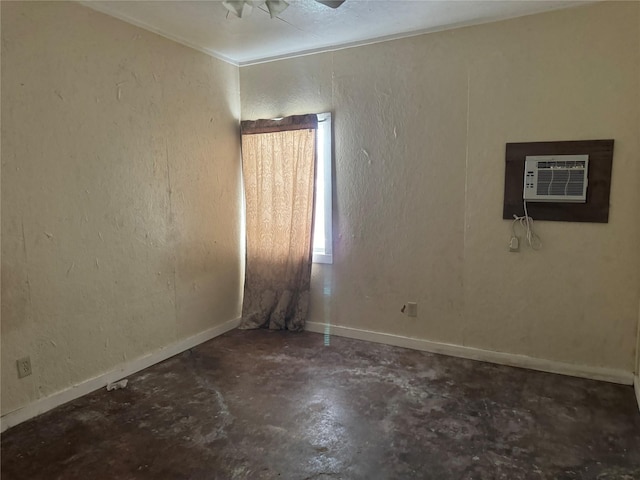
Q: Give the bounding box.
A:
[222,0,290,19]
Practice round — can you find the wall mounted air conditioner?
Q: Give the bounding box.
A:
[523,154,589,203]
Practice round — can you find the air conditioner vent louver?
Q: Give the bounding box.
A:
[523,155,589,203]
[537,170,586,196]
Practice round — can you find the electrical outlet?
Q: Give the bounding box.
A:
[17,356,32,378]
[509,236,520,252]
[407,302,418,317]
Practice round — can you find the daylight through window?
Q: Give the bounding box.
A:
[312,112,333,264]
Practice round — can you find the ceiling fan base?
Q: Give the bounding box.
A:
[224,0,345,20]
[315,0,346,9]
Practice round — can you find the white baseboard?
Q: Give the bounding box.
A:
[305,321,634,386]
[635,376,640,413]
[0,317,240,433]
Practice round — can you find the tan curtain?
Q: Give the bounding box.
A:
[239,114,317,331]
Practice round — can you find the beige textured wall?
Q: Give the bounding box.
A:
[241,1,640,372]
[1,2,242,415]
[637,32,640,387]
[637,301,640,378]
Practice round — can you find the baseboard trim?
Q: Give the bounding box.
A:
[635,376,640,413]
[305,321,634,386]
[0,317,241,433]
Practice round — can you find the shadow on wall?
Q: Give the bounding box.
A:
[1,266,30,334]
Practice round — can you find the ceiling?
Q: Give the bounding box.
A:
[82,0,591,66]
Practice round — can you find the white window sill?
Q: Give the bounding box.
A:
[312,252,333,264]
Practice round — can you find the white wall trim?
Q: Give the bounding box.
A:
[635,376,640,414]
[0,317,241,433]
[306,321,634,386]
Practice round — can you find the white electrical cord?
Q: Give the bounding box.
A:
[511,201,542,250]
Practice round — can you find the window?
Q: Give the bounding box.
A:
[312,112,333,264]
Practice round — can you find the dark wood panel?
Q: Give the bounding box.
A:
[503,139,614,223]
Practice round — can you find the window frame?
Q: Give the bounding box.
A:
[312,112,333,264]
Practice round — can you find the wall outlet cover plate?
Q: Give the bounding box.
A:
[17,357,32,378]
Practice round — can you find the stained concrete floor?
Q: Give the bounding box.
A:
[2,329,640,480]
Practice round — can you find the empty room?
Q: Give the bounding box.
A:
[1,0,639,478]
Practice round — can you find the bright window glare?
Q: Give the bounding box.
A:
[312,113,332,264]
[314,123,326,252]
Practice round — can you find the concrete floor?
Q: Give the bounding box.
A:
[2,329,640,479]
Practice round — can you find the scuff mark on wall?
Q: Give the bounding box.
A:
[20,219,33,304]
[21,220,28,258]
[165,142,173,222]
[131,71,142,87]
